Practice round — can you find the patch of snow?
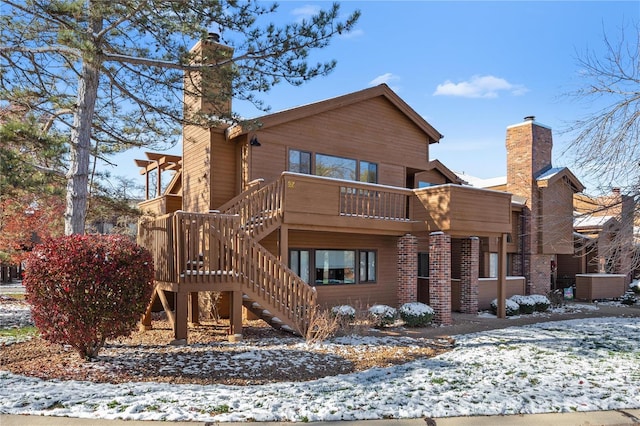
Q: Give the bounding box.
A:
[1,317,639,422]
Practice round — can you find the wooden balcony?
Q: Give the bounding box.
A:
[281,172,415,235]
[412,184,512,237]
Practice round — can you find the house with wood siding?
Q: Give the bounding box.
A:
[135,38,578,341]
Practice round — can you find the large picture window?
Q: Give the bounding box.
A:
[315,154,356,181]
[290,248,376,285]
[315,250,355,284]
[288,148,378,184]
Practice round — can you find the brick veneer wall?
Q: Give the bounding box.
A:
[429,232,452,325]
[460,237,479,313]
[397,233,418,306]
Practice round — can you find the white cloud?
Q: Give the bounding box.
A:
[291,5,321,22]
[433,75,528,98]
[368,73,400,86]
[339,28,364,39]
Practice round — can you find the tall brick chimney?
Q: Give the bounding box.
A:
[184,33,234,119]
[506,116,553,197]
[505,116,554,295]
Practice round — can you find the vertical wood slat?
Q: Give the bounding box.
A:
[137,213,176,283]
[339,184,410,221]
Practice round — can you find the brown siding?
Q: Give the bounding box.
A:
[182,125,211,212]
[248,96,430,187]
[414,185,512,236]
[415,170,448,186]
[211,131,238,209]
[541,179,574,254]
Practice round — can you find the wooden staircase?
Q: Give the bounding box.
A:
[139,175,316,338]
[218,176,315,333]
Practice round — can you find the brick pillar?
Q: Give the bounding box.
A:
[460,237,479,314]
[429,232,452,325]
[397,233,418,306]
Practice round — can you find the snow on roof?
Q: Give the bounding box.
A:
[574,214,616,229]
[455,172,506,188]
[536,167,565,181]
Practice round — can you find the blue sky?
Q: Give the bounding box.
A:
[116,1,639,196]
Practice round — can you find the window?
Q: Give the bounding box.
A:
[418,252,429,277]
[290,249,310,283]
[288,150,378,183]
[315,250,355,284]
[359,161,378,183]
[288,149,311,174]
[359,250,376,282]
[291,248,376,285]
[315,154,356,180]
[489,252,498,278]
[418,181,434,188]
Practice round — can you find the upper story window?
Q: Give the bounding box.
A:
[288,149,378,183]
[289,149,311,174]
[359,161,377,183]
[315,154,356,181]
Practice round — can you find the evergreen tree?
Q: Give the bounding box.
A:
[0,0,360,234]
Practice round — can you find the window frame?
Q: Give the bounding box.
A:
[288,149,312,175]
[289,248,377,286]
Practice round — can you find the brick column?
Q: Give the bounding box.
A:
[460,237,479,314]
[397,233,418,306]
[429,231,452,325]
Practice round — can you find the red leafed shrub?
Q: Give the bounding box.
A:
[23,234,154,360]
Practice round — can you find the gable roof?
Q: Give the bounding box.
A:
[536,167,585,193]
[226,84,443,144]
[428,159,463,184]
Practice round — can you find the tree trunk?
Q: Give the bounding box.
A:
[64,13,102,235]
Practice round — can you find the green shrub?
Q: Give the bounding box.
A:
[23,234,154,360]
[399,302,434,327]
[509,295,535,314]
[490,298,520,316]
[528,294,551,312]
[368,304,397,328]
[629,281,640,294]
[621,291,637,305]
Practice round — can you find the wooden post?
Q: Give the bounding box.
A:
[174,291,188,341]
[497,233,507,318]
[279,225,289,265]
[140,288,157,331]
[229,290,243,338]
[188,292,199,326]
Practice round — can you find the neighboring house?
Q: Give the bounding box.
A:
[135,38,573,341]
[458,117,585,295]
[564,190,638,283]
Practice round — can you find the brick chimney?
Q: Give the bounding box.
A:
[184,33,234,119]
[505,116,554,295]
[506,116,553,198]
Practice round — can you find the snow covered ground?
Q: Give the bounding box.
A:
[1,299,639,422]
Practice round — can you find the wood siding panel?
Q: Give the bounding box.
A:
[541,179,574,254]
[211,131,238,209]
[182,125,211,212]
[414,185,512,236]
[248,96,430,187]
